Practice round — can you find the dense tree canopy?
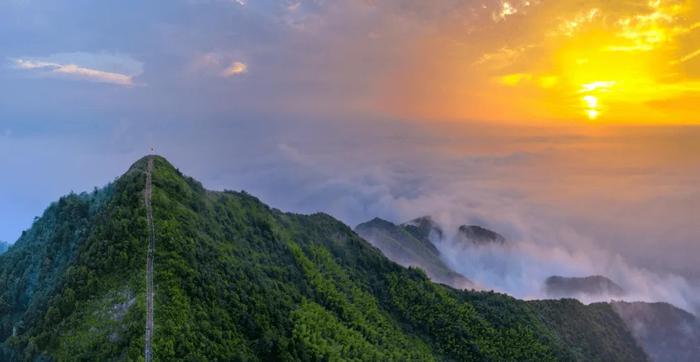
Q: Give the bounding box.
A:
[0,157,647,361]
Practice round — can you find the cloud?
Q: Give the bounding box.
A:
[553,8,600,37]
[497,73,533,86]
[430,216,700,314]
[607,0,694,53]
[176,120,698,313]
[10,53,142,86]
[3,0,699,125]
[673,48,700,64]
[492,1,518,22]
[473,45,536,69]
[221,61,248,77]
[191,52,247,77]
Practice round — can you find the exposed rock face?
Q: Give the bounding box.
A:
[545,275,625,297]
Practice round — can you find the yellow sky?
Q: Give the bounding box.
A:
[375,0,700,125]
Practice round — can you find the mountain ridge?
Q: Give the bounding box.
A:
[355,213,699,362]
[457,225,507,246]
[354,217,473,289]
[612,301,700,362]
[546,275,625,298]
[0,156,648,361]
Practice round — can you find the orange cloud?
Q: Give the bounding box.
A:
[221,61,248,77]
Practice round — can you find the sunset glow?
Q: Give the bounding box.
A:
[374,0,700,124]
[480,0,700,123]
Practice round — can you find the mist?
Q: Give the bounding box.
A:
[429,214,700,315]
[3,116,699,316]
[185,120,699,314]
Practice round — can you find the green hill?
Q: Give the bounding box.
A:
[0,242,9,255]
[0,156,648,361]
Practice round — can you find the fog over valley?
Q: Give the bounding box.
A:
[3,120,699,314]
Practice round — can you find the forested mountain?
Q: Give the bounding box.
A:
[0,156,648,361]
[545,275,625,297]
[355,215,700,362]
[612,301,700,362]
[0,242,9,255]
[457,225,507,246]
[355,217,473,289]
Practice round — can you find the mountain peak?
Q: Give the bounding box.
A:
[357,217,397,230]
[457,225,506,246]
[128,154,172,172]
[545,275,625,297]
[401,216,444,241]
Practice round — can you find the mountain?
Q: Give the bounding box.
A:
[545,275,625,298]
[358,215,700,362]
[0,156,648,361]
[612,301,700,362]
[457,225,507,246]
[0,242,9,255]
[401,216,444,241]
[355,217,473,289]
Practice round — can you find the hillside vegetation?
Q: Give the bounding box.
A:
[612,301,700,362]
[0,156,648,361]
[355,217,473,288]
[0,242,9,255]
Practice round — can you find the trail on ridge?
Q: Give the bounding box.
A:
[144,157,155,362]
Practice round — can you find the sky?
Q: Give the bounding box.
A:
[1,0,699,309]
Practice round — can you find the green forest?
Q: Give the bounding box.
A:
[0,156,647,361]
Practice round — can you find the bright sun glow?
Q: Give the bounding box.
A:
[579,81,614,120]
[481,0,700,124]
[582,95,599,120]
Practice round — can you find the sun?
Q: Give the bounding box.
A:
[582,95,600,120]
[483,0,700,124]
[579,82,615,120]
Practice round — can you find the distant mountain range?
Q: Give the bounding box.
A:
[457,225,507,246]
[354,217,474,289]
[357,216,626,298]
[356,215,699,362]
[546,275,625,298]
[0,242,9,255]
[613,301,700,362]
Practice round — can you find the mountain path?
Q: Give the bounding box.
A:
[144,158,155,362]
